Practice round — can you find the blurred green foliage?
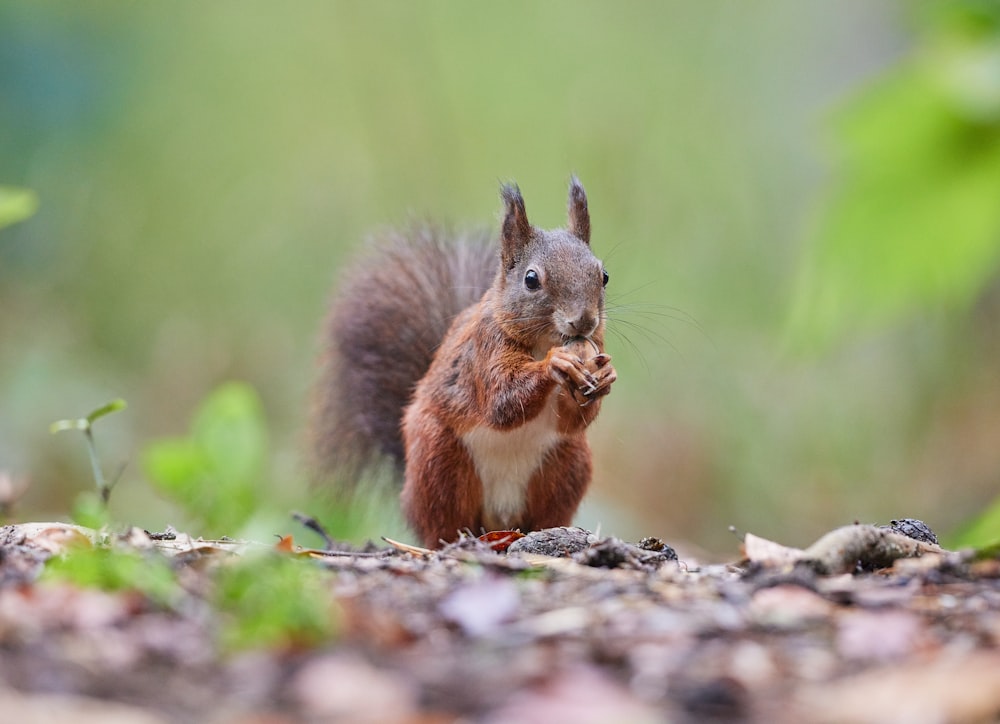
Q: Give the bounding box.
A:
[71,491,111,530]
[143,382,265,537]
[43,545,180,608]
[142,380,406,544]
[951,496,1000,548]
[0,186,38,231]
[792,0,1000,547]
[791,0,1000,349]
[2,1,999,552]
[213,552,340,651]
[41,535,340,652]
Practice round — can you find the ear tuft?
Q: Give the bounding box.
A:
[500,183,532,268]
[567,176,590,245]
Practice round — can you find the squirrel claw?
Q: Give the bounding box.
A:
[550,345,615,406]
[591,354,611,369]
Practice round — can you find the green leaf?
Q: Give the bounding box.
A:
[192,382,266,486]
[86,398,128,424]
[50,418,89,434]
[142,382,267,536]
[790,36,1000,350]
[948,494,1000,549]
[143,437,205,500]
[0,186,39,231]
[50,399,128,434]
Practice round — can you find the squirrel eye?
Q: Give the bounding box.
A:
[602,268,609,287]
[524,269,541,291]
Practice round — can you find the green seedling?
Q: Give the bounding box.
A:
[143,382,264,537]
[51,398,128,506]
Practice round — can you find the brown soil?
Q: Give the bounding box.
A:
[0,520,998,723]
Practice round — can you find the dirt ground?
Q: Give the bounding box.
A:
[0,520,998,723]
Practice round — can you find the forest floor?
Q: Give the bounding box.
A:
[0,519,998,723]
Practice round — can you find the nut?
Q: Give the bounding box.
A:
[563,336,600,361]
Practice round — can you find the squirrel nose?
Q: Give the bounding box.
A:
[567,313,597,338]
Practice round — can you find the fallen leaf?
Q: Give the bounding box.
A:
[742,533,804,566]
[274,535,296,553]
[6,522,95,555]
[479,530,525,552]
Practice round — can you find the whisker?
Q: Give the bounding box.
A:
[610,317,682,359]
[605,296,717,353]
[607,297,705,328]
[607,305,701,327]
[604,325,653,376]
[600,241,627,265]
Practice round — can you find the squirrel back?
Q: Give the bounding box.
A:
[311,225,497,482]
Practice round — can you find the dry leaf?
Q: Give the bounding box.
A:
[742,533,804,566]
[274,535,296,553]
[478,530,525,552]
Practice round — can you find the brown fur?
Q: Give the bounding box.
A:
[313,180,616,547]
[311,226,496,480]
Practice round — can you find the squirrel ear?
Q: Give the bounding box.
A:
[567,176,590,245]
[500,183,532,268]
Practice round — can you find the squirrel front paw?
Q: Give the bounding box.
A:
[582,353,616,403]
[548,344,616,406]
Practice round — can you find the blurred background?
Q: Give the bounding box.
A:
[2,1,999,554]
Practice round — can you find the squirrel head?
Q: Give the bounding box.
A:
[496,178,608,352]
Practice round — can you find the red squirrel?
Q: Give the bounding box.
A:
[312,178,616,547]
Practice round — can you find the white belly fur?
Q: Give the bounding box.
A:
[460,396,561,528]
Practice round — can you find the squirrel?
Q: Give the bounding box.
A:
[311,178,616,548]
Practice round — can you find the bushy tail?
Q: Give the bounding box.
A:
[310,225,496,484]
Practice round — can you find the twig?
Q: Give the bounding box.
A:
[798,524,946,575]
[382,536,434,556]
[307,548,388,559]
[292,511,335,551]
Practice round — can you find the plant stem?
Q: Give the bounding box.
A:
[83,427,109,504]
